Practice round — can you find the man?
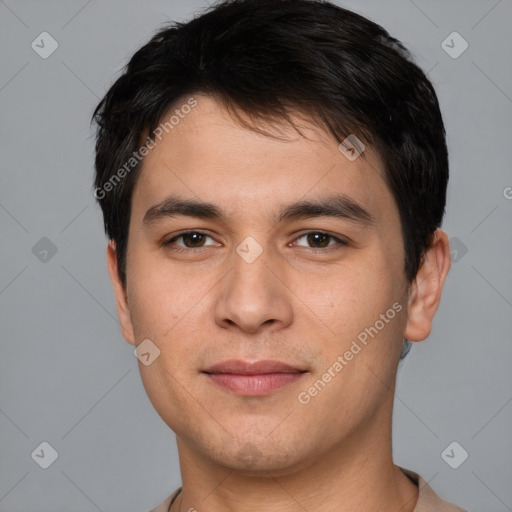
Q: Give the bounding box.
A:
[91,1,466,510]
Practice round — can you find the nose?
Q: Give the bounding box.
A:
[214,243,293,334]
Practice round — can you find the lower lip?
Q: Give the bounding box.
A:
[204,372,305,396]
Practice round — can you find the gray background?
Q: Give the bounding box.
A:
[1,0,511,511]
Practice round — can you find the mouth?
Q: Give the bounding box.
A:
[202,359,307,396]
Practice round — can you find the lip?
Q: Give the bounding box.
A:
[203,359,307,396]
[204,359,304,374]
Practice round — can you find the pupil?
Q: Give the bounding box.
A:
[308,232,329,248]
[186,233,204,247]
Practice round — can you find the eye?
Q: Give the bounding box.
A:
[164,231,217,249]
[291,231,347,250]
[162,230,348,252]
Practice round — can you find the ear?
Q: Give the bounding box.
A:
[404,229,451,342]
[106,240,136,345]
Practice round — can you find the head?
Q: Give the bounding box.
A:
[92,0,450,473]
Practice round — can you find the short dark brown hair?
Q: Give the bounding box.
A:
[91,0,449,288]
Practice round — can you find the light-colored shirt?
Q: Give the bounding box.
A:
[148,467,467,512]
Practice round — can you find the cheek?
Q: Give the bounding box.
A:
[126,246,205,336]
[301,262,397,334]
[302,267,406,391]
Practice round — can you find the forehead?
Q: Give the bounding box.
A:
[131,94,397,227]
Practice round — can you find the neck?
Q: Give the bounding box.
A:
[170,400,418,512]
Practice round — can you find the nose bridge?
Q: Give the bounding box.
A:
[232,240,271,293]
[229,239,274,308]
[214,236,292,332]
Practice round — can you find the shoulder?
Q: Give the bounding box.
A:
[146,487,182,512]
[399,467,468,512]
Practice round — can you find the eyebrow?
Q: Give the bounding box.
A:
[142,194,375,228]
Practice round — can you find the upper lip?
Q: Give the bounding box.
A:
[204,359,305,375]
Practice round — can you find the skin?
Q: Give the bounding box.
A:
[107,94,451,512]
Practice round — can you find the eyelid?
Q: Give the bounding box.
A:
[163,230,218,247]
[291,231,349,248]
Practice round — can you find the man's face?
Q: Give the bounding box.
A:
[116,94,410,473]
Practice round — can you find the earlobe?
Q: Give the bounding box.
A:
[106,240,136,345]
[404,229,451,342]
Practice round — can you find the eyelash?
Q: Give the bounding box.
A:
[162,230,348,253]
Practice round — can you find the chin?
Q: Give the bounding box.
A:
[204,435,315,476]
